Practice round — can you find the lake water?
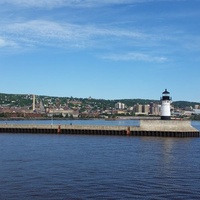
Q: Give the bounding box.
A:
[0,120,200,199]
[0,119,139,126]
[1,119,200,129]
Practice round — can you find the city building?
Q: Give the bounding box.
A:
[142,105,150,114]
[193,109,200,115]
[149,103,161,116]
[115,102,125,110]
[194,105,200,109]
[135,104,142,113]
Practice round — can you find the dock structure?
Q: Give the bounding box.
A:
[0,120,199,137]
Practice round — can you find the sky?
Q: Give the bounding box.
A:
[0,0,200,102]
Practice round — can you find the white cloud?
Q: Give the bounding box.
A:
[0,38,7,47]
[0,20,147,49]
[103,52,168,63]
[0,37,17,48]
[0,0,66,8]
[0,0,183,8]
[1,18,196,61]
[1,20,90,49]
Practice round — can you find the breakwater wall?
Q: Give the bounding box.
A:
[0,120,199,137]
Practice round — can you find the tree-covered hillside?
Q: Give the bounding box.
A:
[0,93,32,107]
[0,93,199,109]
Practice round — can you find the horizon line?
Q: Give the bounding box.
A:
[0,92,199,103]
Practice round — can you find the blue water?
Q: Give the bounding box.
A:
[1,119,200,129]
[191,120,200,131]
[0,120,200,199]
[0,119,139,126]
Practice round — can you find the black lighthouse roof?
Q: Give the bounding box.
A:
[162,89,170,94]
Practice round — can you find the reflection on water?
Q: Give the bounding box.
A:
[0,130,200,199]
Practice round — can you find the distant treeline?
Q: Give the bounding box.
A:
[0,93,199,109]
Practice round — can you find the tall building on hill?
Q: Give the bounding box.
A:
[115,102,125,110]
[149,103,160,116]
[195,105,200,109]
[142,105,150,114]
[39,101,45,113]
[32,95,36,112]
[135,104,143,113]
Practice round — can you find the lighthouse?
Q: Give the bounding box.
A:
[161,89,172,120]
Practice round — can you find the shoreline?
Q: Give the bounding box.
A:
[1,116,198,121]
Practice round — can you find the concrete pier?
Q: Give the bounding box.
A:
[0,120,199,137]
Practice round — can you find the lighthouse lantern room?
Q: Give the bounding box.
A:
[161,89,172,120]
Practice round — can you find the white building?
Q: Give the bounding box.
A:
[193,109,200,115]
[115,102,125,110]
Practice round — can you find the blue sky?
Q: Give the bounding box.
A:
[0,0,200,102]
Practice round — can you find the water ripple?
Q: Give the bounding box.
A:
[0,132,200,199]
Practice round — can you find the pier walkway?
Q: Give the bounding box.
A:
[0,120,199,137]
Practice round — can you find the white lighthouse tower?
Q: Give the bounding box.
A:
[161,89,172,120]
